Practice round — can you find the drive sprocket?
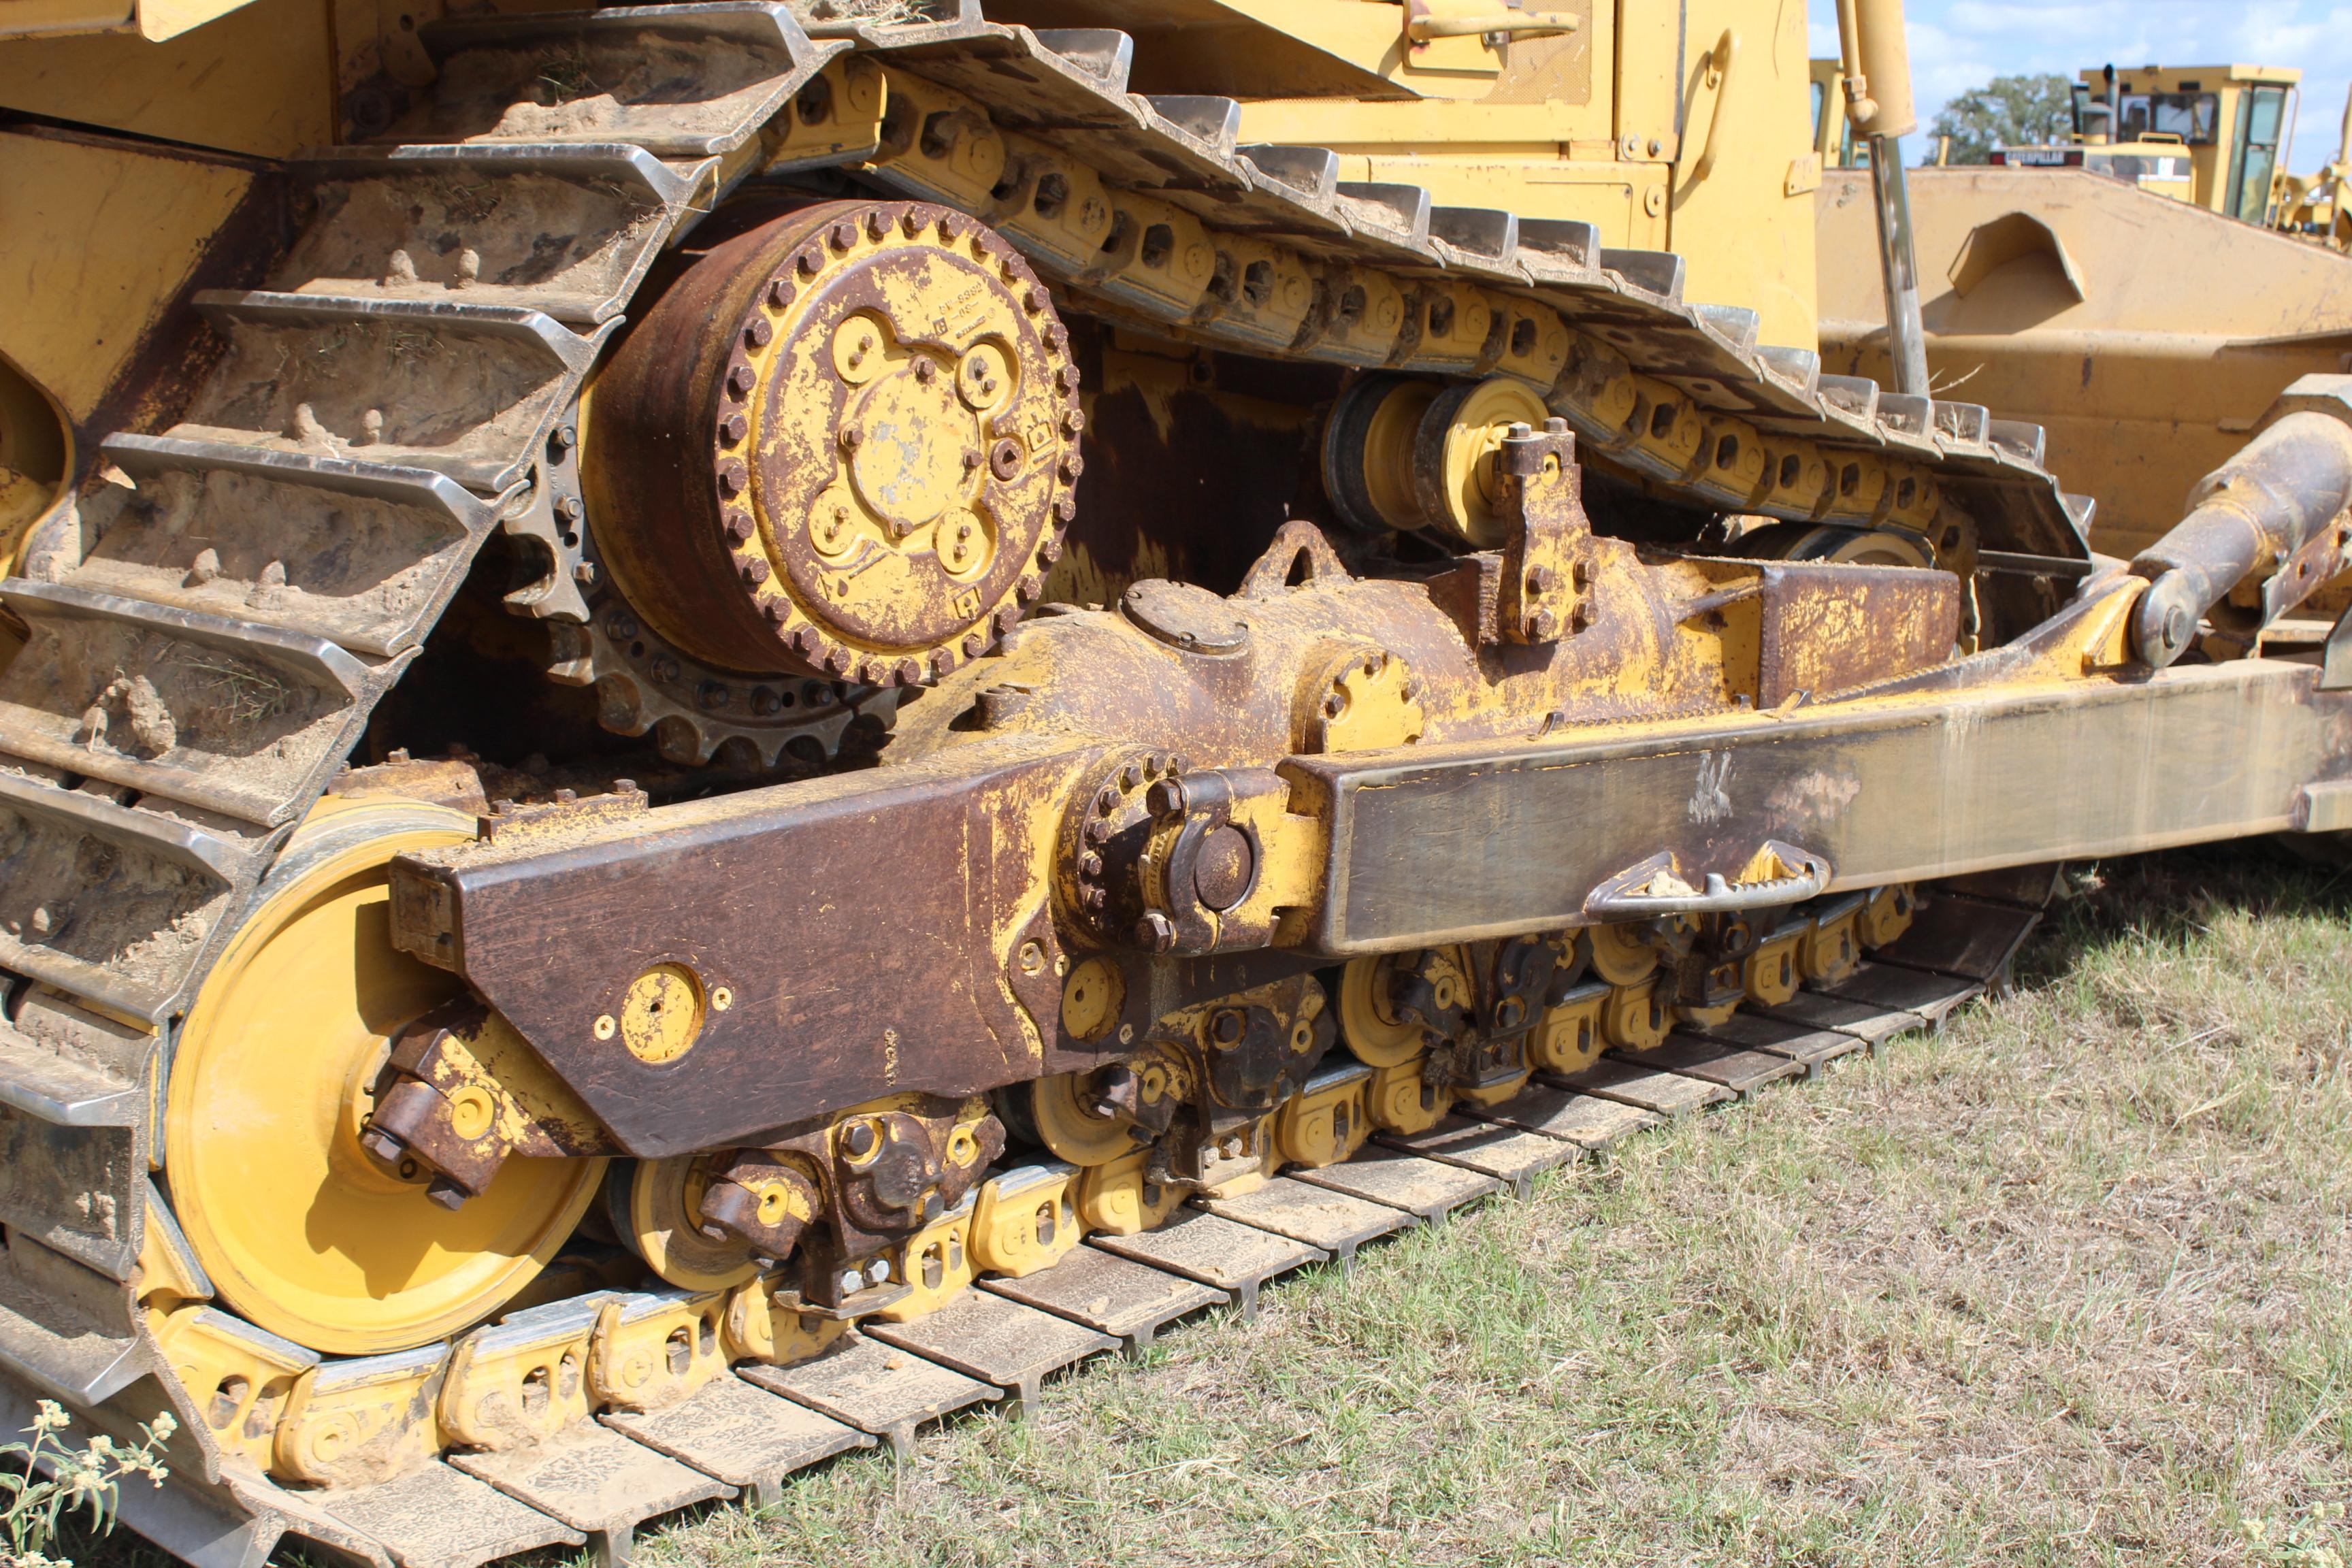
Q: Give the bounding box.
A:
[586,199,1081,689]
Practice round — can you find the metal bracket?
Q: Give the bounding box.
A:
[2325,596,2352,691]
[1584,843,1832,919]
[1494,419,1595,645]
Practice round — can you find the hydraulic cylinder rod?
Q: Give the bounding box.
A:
[2131,381,2352,666]
[1834,0,1930,395]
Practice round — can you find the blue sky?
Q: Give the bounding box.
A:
[1808,0,2352,172]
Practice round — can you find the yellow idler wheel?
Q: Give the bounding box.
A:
[166,798,607,1356]
[1586,921,1659,987]
[1531,983,1607,1075]
[1337,952,1431,1068]
[1419,376,1552,549]
[617,1156,760,1292]
[1857,883,1918,949]
[1026,1068,1149,1166]
[1322,374,1548,548]
[1601,977,1670,1051]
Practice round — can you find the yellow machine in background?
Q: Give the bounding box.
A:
[2004,65,2302,223]
[12,3,2352,1566]
[1814,57,2352,555]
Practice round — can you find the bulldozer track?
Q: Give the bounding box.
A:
[0,3,2088,1562]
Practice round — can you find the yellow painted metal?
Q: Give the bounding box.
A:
[1842,0,1916,138]
[1454,1069,1533,1108]
[617,962,706,1065]
[1799,905,1863,983]
[133,1192,209,1322]
[764,53,887,173]
[1272,1062,1373,1169]
[1530,981,1607,1073]
[1337,953,1424,1068]
[1058,956,1125,1042]
[968,1164,1082,1277]
[164,798,606,1356]
[1857,883,1918,948]
[1029,1066,1145,1166]
[1669,0,1822,344]
[1438,376,1551,546]
[1356,379,1441,530]
[1300,647,1425,753]
[0,0,334,156]
[0,129,255,434]
[624,1156,760,1293]
[1586,921,1659,986]
[151,1305,312,1473]
[1364,1057,1453,1134]
[272,1348,444,1488]
[1337,949,1471,1068]
[590,1286,732,1413]
[1817,163,2352,556]
[870,1200,975,1322]
[0,348,65,581]
[1074,1147,1183,1236]
[1743,926,1806,1006]
[437,1307,597,1452]
[723,1271,850,1366]
[1600,977,1669,1051]
[0,0,261,41]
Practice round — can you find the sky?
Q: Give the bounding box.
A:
[1808,0,2352,172]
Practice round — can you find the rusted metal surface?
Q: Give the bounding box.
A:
[3,4,2339,1562]
[1299,655,2349,954]
[585,200,1079,687]
[2129,381,2352,665]
[389,737,1107,1154]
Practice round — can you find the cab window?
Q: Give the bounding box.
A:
[2229,84,2289,222]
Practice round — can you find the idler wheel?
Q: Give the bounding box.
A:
[1323,372,1549,546]
[587,200,1080,687]
[163,798,607,1354]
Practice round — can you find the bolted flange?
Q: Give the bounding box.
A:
[587,199,1080,689]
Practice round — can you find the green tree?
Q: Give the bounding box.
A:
[1931,72,2076,163]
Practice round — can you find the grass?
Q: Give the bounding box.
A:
[637,846,2352,1568]
[53,845,2352,1568]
